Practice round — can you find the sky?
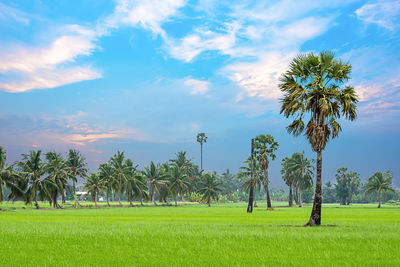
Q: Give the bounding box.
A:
[0,0,399,187]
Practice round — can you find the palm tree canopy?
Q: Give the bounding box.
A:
[198,173,222,202]
[84,173,104,200]
[365,171,395,198]
[168,165,190,195]
[279,51,358,152]
[285,152,314,190]
[196,133,207,144]
[66,149,88,181]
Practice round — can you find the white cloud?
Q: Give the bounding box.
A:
[105,0,186,38]
[223,51,296,100]
[184,77,210,95]
[355,0,400,30]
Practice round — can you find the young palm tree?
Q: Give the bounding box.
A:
[279,51,358,226]
[45,152,70,208]
[143,161,168,206]
[254,134,279,209]
[110,151,131,207]
[196,133,207,170]
[238,157,262,207]
[285,152,314,207]
[365,171,395,208]
[0,146,22,203]
[84,173,104,208]
[19,150,48,209]
[66,149,88,208]
[168,165,190,206]
[198,173,222,207]
[98,163,115,207]
[281,157,294,207]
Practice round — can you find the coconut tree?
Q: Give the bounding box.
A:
[279,51,358,226]
[168,165,190,206]
[365,171,395,208]
[98,163,115,207]
[66,149,88,208]
[348,171,361,204]
[0,146,22,203]
[198,173,222,207]
[238,157,262,207]
[44,152,70,208]
[124,159,147,207]
[281,157,295,207]
[254,134,279,209]
[196,133,207,170]
[285,152,314,207]
[18,150,48,209]
[110,151,131,207]
[83,173,104,208]
[143,161,168,206]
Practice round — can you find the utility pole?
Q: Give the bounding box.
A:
[247,138,254,213]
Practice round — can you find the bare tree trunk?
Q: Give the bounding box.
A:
[247,139,254,213]
[289,184,293,207]
[263,169,272,209]
[299,188,303,207]
[306,151,322,226]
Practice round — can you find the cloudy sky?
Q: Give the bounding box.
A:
[0,0,399,187]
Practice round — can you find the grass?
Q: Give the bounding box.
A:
[0,201,399,266]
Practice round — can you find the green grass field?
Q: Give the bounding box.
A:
[1,202,399,266]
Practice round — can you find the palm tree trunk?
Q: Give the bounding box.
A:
[140,198,144,206]
[208,197,211,207]
[200,143,203,170]
[34,189,40,209]
[378,193,381,208]
[247,139,254,213]
[106,191,110,207]
[306,151,322,226]
[118,188,122,207]
[289,183,293,207]
[130,200,134,207]
[175,194,178,207]
[294,186,299,205]
[153,192,158,206]
[299,188,303,207]
[94,192,98,208]
[181,193,185,202]
[263,169,272,208]
[254,188,257,207]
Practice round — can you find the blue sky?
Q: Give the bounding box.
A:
[0,0,399,187]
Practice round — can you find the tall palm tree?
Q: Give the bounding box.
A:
[124,158,147,207]
[279,51,358,226]
[143,161,168,206]
[168,165,190,206]
[196,133,207,170]
[238,157,262,207]
[365,171,395,208]
[98,163,115,207]
[198,173,222,207]
[84,173,104,208]
[45,152,70,208]
[110,151,131,207]
[254,134,279,209]
[0,146,22,203]
[285,152,314,207]
[66,149,88,208]
[18,150,47,209]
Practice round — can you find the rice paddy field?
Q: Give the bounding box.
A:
[0,202,399,266]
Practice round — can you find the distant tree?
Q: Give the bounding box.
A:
[110,151,131,207]
[280,51,358,226]
[45,152,70,208]
[285,152,314,207]
[66,149,88,208]
[143,162,168,206]
[254,134,279,209]
[98,163,115,207]
[323,181,336,203]
[238,157,262,207]
[348,171,361,203]
[335,168,361,205]
[198,173,222,207]
[196,133,207,170]
[18,150,47,209]
[365,171,395,208]
[168,165,190,206]
[84,173,104,208]
[0,146,22,203]
[281,157,294,207]
[124,159,146,207]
